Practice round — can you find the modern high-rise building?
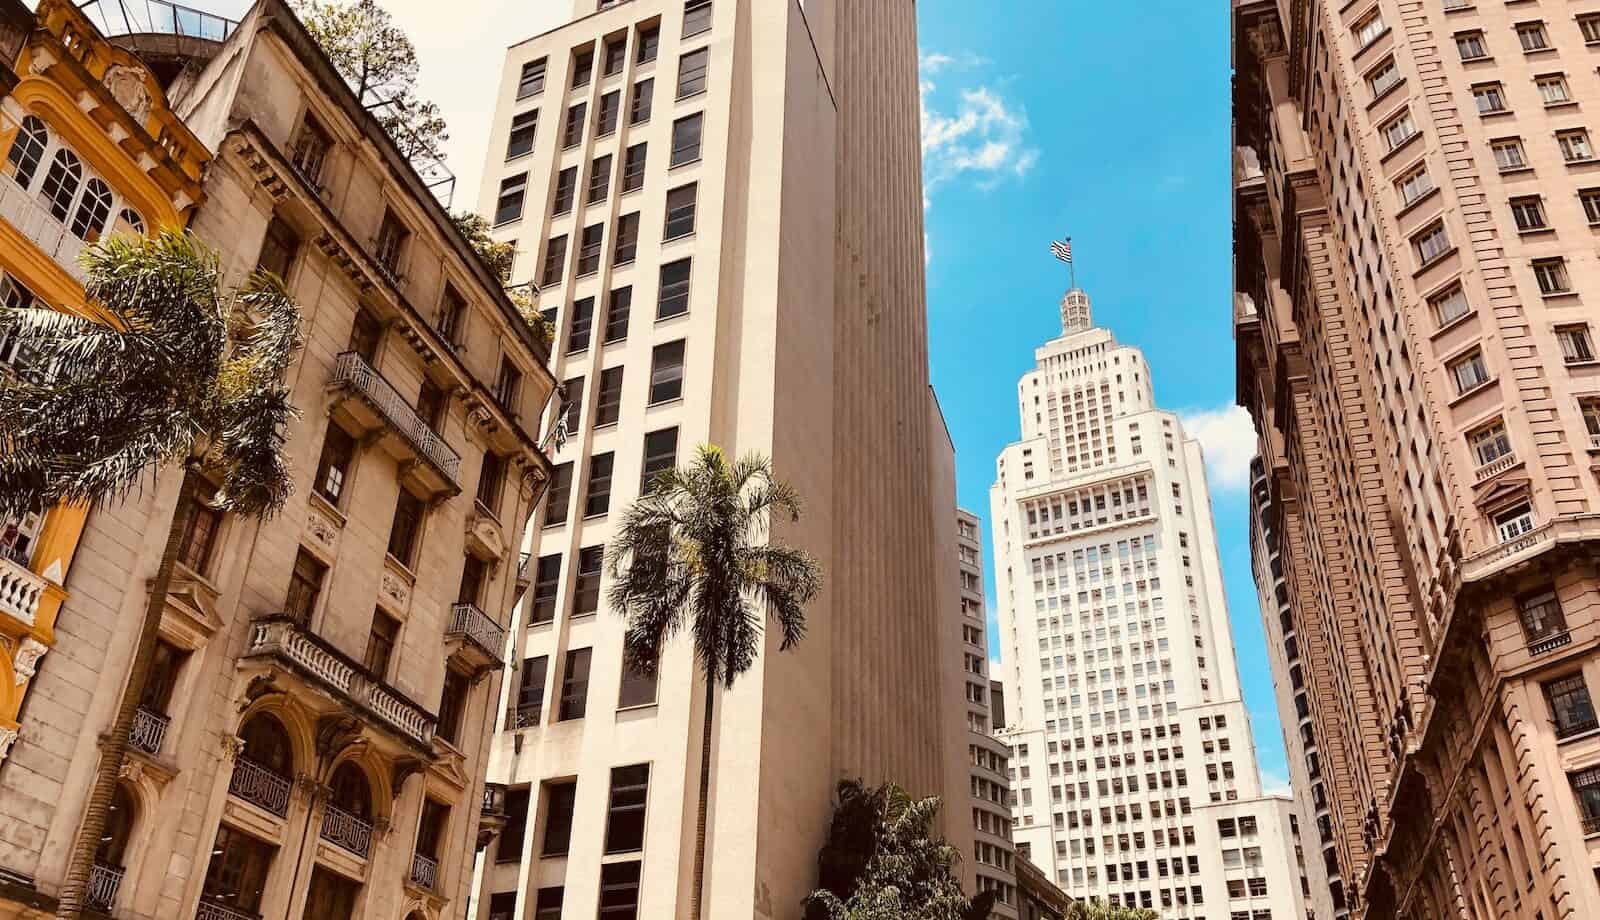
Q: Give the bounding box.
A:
[991,286,1306,919]
[469,1,968,918]
[1235,0,1600,915]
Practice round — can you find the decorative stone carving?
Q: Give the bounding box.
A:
[102,64,153,124]
[306,500,342,553]
[0,726,17,762]
[118,758,143,784]
[315,714,365,758]
[13,637,47,685]
[381,568,411,610]
[220,734,245,763]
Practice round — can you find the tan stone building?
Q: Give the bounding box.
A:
[1235,0,1600,916]
[466,0,970,917]
[0,1,556,918]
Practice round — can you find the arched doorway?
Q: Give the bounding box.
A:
[87,784,135,910]
[231,713,294,817]
[321,762,373,858]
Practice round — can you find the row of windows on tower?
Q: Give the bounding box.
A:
[539,427,680,534]
[512,1,713,102]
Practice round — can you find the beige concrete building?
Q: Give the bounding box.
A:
[991,286,1307,919]
[467,0,969,918]
[1234,0,1600,916]
[0,1,557,918]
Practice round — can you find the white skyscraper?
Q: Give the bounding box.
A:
[990,286,1310,919]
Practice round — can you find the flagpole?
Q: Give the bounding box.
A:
[1067,235,1076,290]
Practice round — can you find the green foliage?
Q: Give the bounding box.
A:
[452,211,514,280]
[606,445,822,686]
[507,285,553,349]
[0,229,304,518]
[1063,902,1160,920]
[290,0,449,164]
[804,780,996,920]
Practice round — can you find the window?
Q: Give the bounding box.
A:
[1571,768,1600,831]
[664,184,697,239]
[568,297,595,354]
[1582,14,1600,44]
[5,116,47,188]
[314,424,356,504]
[458,553,487,606]
[1584,398,1600,438]
[495,174,527,225]
[541,235,568,286]
[623,143,648,192]
[437,670,469,744]
[285,549,327,625]
[671,113,704,166]
[589,155,613,204]
[1413,222,1450,265]
[534,888,564,920]
[575,545,604,616]
[364,609,400,677]
[477,451,506,511]
[1560,129,1595,163]
[374,209,408,275]
[631,78,655,125]
[1534,258,1572,295]
[606,286,632,342]
[200,826,274,915]
[1582,189,1600,225]
[553,166,578,214]
[1469,421,1512,467]
[507,109,538,159]
[559,647,592,720]
[1546,674,1597,738]
[615,213,640,265]
[1353,11,1385,47]
[604,37,626,76]
[1396,165,1433,206]
[530,555,561,625]
[605,765,650,853]
[1430,284,1470,326]
[138,639,187,723]
[40,149,82,222]
[1448,349,1489,394]
[641,428,679,492]
[597,90,621,136]
[577,224,604,276]
[563,102,587,148]
[545,463,573,527]
[684,0,712,37]
[517,58,547,99]
[387,488,424,565]
[599,862,642,920]
[637,25,660,63]
[1456,31,1488,61]
[1367,59,1400,97]
[677,47,709,98]
[496,357,524,412]
[417,378,447,431]
[496,788,531,863]
[586,453,614,517]
[1383,111,1418,151]
[71,178,112,241]
[179,497,223,573]
[650,340,685,403]
[1518,22,1551,53]
[437,284,467,344]
[1537,74,1570,105]
[1492,138,1527,171]
[1473,82,1507,114]
[596,367,624,427]
[1558,325,1596,364]
[619,655,657,708]
[1510,196,1547,232]
[1496,502,1536,542]
[658,258,691,317]
[572,48,594,88]
[1518,587,1566,641]
[542,782,577,854]
[561,376,584,435]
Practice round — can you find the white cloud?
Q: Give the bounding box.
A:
[919,52,956,73]
[1180,405,1258,493]
[919,55,1039,195]
[1260,768,1293,798]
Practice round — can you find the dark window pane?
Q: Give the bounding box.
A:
[598,90,621,135]
[387,489,424,565]
[541,235,568,287]
[364,610,400,677]
[553,166,578,215]
[563,102,587,147]
[284,550,326,626]
[558,648,591,721]
[201,825,276,913]
[623,143,648,192]
[531,556,562,625]
[1547,674,1598,738]
[476,451,506,511]
[571,49,593,88]
[417,378,447,431]
[517,58,547,99]
[314,424,357,504]
[658,259,691,318]
[507,109,538,159]
[562,376,585,435]
[179,500,223,573]
[585,453,614,517]
[257,215,300,279]
[650,340,685,403]
[140,639,189,713]
[618,655,657,709]
[568,297,595,353]
[637,26,659,63]
[630,79,654,125]
[671,113,703,166]
[598,861,642,919]
[495,173,527,225]
[664,184,696,239]
[676,47,708,98]
[544,463,573,527]
[437,670,469,744]
[513,655,548,728]
[579,223,604,275]
[589,155,613,204]
[349,307,382,362]
[605,287,633,343]
[597,367,625,427]
[534,887,564,920]
[641,428,679,493]
[615,212,640,265]
[497,358,523,414]
[605,764,650,853]
[575,545,604,615]
[542,782,577,855]
[498,787,531,862]
[684,0,712,38]
[604,38,626,76]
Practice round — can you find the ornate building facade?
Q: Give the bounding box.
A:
[1235,0,1600,916]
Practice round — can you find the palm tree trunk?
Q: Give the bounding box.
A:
[690,671,715,920]
[55,476,197,919]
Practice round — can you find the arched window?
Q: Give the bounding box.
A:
[71,177,113,241]
[39,149,82,223]
[95,785,137,869]
[237,713,293,777]
[113,207,145,237]
[328,762,371,821]
[6,115,48,188]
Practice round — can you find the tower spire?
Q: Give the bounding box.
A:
[1051,235,1091,333]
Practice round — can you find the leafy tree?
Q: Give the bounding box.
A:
[606,446,822,920]
[452,211,514,280]
[0,231,303,919]
[804,780,997,920]
[506,284,553,349]
[290,0,449,164]
[1063,901,1160,920]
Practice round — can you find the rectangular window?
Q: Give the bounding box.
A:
[1413,222,1450,264]
[541,235,567,287]
[1367,58,1400,97]
[257,215,300,280]
[641,428,679,493]
[605,765,650,854]
[1510,196,1547,232]
[476,453,506,514]
[517,58,547,99]
[496,358,523,413]
[289,114,332,184]
[598,90,621,136]
[1558,325,1596,364]
[387,489,424,566]
[544,463,573,527]
[598,862,642,920]
[314,424,356,504]
[1582,14,1600,44]
[562,375,584,435]
[568,297,595,353]
[1396,165,1433,206]
[604,37,626,76]
[496,787,530,863]
[650,340,685,403]
[1518,587,1566,641]
[1535,258,1572,295]
[1584,398,1600,438]
[571,48,594,88]
[1546,674,1598,738]
[596,367,624,427]
[606,286,632,342]
[494,174,527,225]
[1492,138,1527,171]
[630,79,654,125]
[562,102,587,148]
[1456,31,1488,60]
[437,670,468,744]
[438,283,466,344]
[1496,503,1536,542]
[1473,82,1507,114]
[658,258,691,318]
[684,0,712,37]
[1448,350,1489,394]
[417,378,447,432]
[530,555,561,625]
[1560,129,1595,163]
[1582,188,1600,225]
[364,609,400,677]
[506,109,538,159]
[542,782,577,854]
[553,166,578,215]
[1518,22,1551,52]
[619,655,658,708]
[672,113,704,166]
[1468,421,1512,467]
[374,210,409,275]
[1353,11,1385,47]
[512,655,547,730]
[1537,74,1571,105]
[558,647,592,721]
[534,888,564,920]
[285,549,326,625]
[585,453,614,517]
[614,213,640,265]
[201,826,275,913]
[622,143,648,192]
[1429,285,1470,326]
[664,183,697,239]
[589,155,613,204]
[677,47,709,98]
[578,224,604,276]
[637,25,659,63]
[574,545,604,616]
[1383,111,1417,150]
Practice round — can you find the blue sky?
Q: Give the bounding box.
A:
[916,0,1290,786]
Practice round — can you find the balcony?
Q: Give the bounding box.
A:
[320,803,374,859]
[130,705,171,756]
[328,352,461,496]
[0,168,86,283]
[446,602,506,670]
[1529,631,1573,657]
[228,756,291,817]
[506,701,541,730]
[244,617,436,748]
[87,862,124,913]
[1590,434,1600,453]
[196,902,259,920]
[0,557,45,627]
[1584,814,1600,838]
[482,782,508,818]
[1473,451,1520,483]
[409,852,439,891]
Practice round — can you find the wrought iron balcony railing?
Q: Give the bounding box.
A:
[330,351,461,485]
[1529,630,1573,657]
[320,803,374,859]
[409,852,439,890]
[130,705,171,756]
[87,862,124,912]
[195,901,260,920]
[227,756,291,817]
[447,602,506,664]
[0,556,45,627]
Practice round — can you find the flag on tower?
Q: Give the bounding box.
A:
[1050,238,1073,264]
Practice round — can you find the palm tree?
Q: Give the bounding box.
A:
[0,229,302,920]
[1064,900,1160,920]
[606,445,822,920]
